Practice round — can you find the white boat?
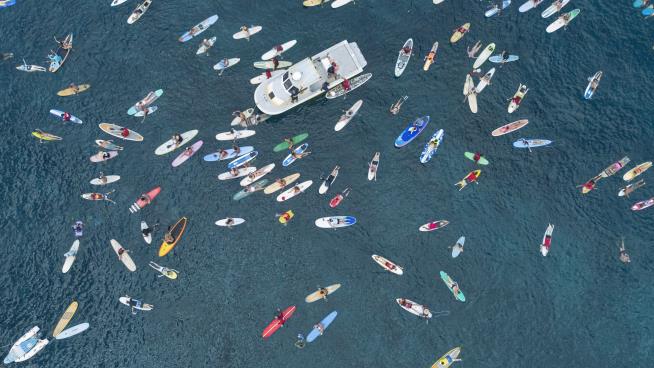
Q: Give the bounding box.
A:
[254,40,367,115]
[3,327,48,364]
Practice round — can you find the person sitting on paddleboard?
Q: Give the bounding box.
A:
[452,283,461,296]
[69,83,79,94]
[401,45,412,54]
[61,112,71,121]
[183,147,193,156]
[118,127,129,138]
[172,134,183,145]
[315,323,325,335]
[225,218,235,226]
[117,247,126,259]
[276,178,287,187]
[230,167,239,176]
[240,25,249,34]
[501,50,509,62]
[99,172,108,184]
[473,153,482,162]
[232,110,247,122]
[619,245,630,263]
[102,152,111,160]
[291,185,302,194]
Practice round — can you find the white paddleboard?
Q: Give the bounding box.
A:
[154,130,198,155]
[215,218,246,227]
[452,236,465,258]
[213,58,240,71]
[218,167,257,180]
[90,175,120,185]
[332,0,354,8]
[276,180,313,202]
[542,0,569,18]
[372,255,403,275]
[111,0,128,6]
[334,100,363,131]
[240,163,275,186]
[119,297,153,311]
[368,152,380,181]
[196,37,216,55]
[261,40,297,60]
[215,129,256,141]
[110,239,136,272]
[90,151,118,162]
[141,221,152,244]
[475,68,496,93]
[62,240,79,273]
[50,109,83,124]
[473,43,495,69]
[133,106,158,117]
[232,25,262,40]
[54,323,89,340]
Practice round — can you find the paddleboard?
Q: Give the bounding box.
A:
[90,175,120,185]
[485,0,511,17]
[16,63,46,72]
[542,0,569,18]
[111,0,128,6]
[253,60,293,69]
[420,129,444,164]
[230,108,254,126]
[631,197,654,211]
[273,133,309,152]
[178,14,218,43]
[213,58,240,72]
[234,179,269,201]
[110,239,136,271]
[56,84,90,96]
[215,129,255,141]
[419,220,449,232]
[368,152,380,181]
[584,71,602,99]
[475,67,496,93]
[278,210,294,224]
[264,173,300,194]
[396,298,432,319]
[519,0,544,12]
[240,163,275,186]
[331,0,353,8]
[423,41,439,71]
[99,123,144,141]
[464,152,489,165]
[513,138,552,148]
[467,84,478,113]
[395,38,413,77]
[261,40,297,60]
[129,186,161,213]
[491,119,529,136]
[159,217,188,256]
[277,180,313,202]
[546,8,580,33]
[431,347,462,368]
[171,140,203,167]
[329,187,350,208]
[305,284,341,303]
[148,261,178,279]
[134,105,158,117]
[141,221,152,244]
[303,0,330,6]
[50,109,83,124]
[119,297,153,311]
[90,151,118,162]
[52,301,78,337]
[540,224,554,256]
[127,89,163,115]
[315,216,356,228]
[335,99,363,131]
[623,161,652,181]
[319,166,340,194]
[55,323,89,340]
[262,305,296,339]
[62,240,79,273]
[283,143,309,167]
[215,218,245,227]
[600,156,631,178]
[372,254,403,275]
[450,23,470,43]
[233,25,262,40]
[204,146,254,161]
[325,73,372,99]
[196,37,216,55]
[228,151,258,169]
[440,271,465,302]
[218,167,257,180]
[395,116,430,148]
[452,236,465,258]
[155,130,198,155]
[95,140,123,150]
[473,43,495,69]
[618,180,645,197]
[508,84,528,113]
[306,311,337,342]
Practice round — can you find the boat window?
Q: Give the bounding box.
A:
[268,91,275,99]
[283,78,293,90]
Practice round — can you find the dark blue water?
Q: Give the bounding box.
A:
[1,0,653,367]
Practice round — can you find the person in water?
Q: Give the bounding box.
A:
[619,239,631,264]
[72,221,84,235]
[295,334,305,349]
[62,112,71,121]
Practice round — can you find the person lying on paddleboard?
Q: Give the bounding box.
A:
[291,150,310,160]
[401,45,412,55]
[315,323,325,335]
[276,178,288,187]
[142,221,158,240]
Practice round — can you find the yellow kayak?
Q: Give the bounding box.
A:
[623,161,652,181]
[159,217,188,257]
[57,84,91,96]
[32,129,62,141]
[431,347,461,368]
[450,23,470,43]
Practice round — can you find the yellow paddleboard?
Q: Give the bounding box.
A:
[159,217,188,257]
[303,0,330,6]
[52,301,78,337]
[264,173,300,194]
[304,284,341,303]
[623,161,652,181]
[57,84,91,96]
[32,130,62,141]
[450,23,470,43]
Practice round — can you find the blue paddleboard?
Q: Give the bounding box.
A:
[306,311,338,343]
[489,54,519,63]
[203,146,254,162]
[394,116,429,148]
[512,138,552,149]
[633,0,644,7]
[0,0,16,9]
[282,143,309,167]
[420,129,444,164]
[228,151,258,169]
[642,5,654,15]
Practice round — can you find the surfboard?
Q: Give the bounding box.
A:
[368,152,380,181]
[155,130,198,155]
[623,162,652,181]
[56,84,90,96]
[110,239,136,271]
[54,323,89,340]
[420,129,444,164]
[213,58,240,71]
[233,25,262,40]
[119,297,153,311]
[519,0,544,12]
[450,23,470,43]
[395,38,413,77]
[431,347,462,368]
[512,139,552,148]
[261,40,297,60]
[473,43,495,69]
[95,140,123,150]
[62,240,79,273]
[372,254,403,275]
[475,67,496,93]
[319,166,339,194]
[546,8,580,33]
[264,173,300,194]
[215,218,246,227]
[228,151,258,169]
[419,220,449,232]
[542,0,569,18]
[440,271,465,302]
[325,73,372,99]
[99,123,144,142]
[331,0,353,8]
[52,301,78,337]
[277,180,313,202]
[489,54,519,63]
[464,152,489,165]
[395,116,430,148]
[305,284,341,303]
[306,311,338,342]
[127,0,152,24]
[178,14,218,43]
[396,298,432,318]
[452,236,465,258]
[171,140,203,167]
[196,37,216,55]
[233,179,269,201]
[141,221,152,244]
[253,60,293,69]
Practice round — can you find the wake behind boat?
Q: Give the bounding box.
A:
[254,40,367,115]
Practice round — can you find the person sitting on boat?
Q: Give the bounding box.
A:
[62,112,71,121]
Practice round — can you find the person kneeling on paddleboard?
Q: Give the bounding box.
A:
[62,112,71,122]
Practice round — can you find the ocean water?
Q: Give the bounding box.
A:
[1,0,653,367]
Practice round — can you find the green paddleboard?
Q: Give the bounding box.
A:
[464,152,489,165]
[273,133,309,152]
[440,271,465,302]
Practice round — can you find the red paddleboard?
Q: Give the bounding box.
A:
[130,186,161,213]
[262,305,296,339]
